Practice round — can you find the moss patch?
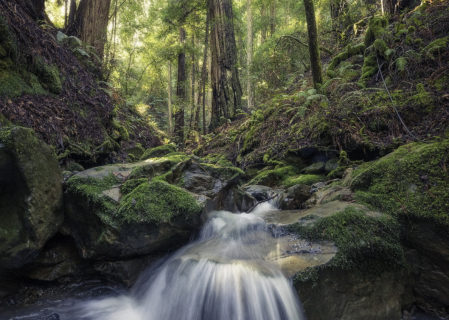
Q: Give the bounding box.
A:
[283,174,324,188]
[351,139,449,227]
[141,144,177,160]
[118,180,202,224]
[288,206,404,273]
[65,173,120,227]
[248,165,299,187]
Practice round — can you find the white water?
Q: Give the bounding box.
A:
[74,206,305,320]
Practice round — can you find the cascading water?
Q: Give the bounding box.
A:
[73,204,306,320]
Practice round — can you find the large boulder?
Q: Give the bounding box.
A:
[0,126,63,268]
[349,139,449,316]
[63,154,245,260]
[286,200,405,320]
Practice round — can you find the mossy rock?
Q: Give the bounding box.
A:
[289,206,404,273]
[64,169,203,259]
[0,126,63,268]
[118,180,202,224]
[248,165,299,187]
[32,56,62,94]
[283,174,324,188]
[140,144,177,160]
[350,139,449,227]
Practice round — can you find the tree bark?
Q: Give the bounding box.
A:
[66,0,112,60]
[246,0,254,110]
[16,0,45,21]
[208,0,242,131]
[174,27,187,145]
[269,0,276,36]
[168,61,173,135]
[198,9,211,135]
[303,0,323,88]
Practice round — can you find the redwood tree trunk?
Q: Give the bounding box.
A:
[174,27,187,145]
[303,0,323,88]
[198,9,211,135]
[208,0,242,131]
[16,0,45,21]
[66,0,111,59]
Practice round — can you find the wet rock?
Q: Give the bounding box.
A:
[302,161,325,174]
[22,236,83,281]
[280,184,311,210]
[63,154,244,260]
[324,158,338,172]
[296,269,406,320]
[243,185,279,201]
[0,126,63,268]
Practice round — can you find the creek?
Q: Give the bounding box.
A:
[3,203,307,320]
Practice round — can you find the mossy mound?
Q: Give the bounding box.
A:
[140,144,177,160]
[118,180,202,224]
[289,206,404,273]
[63,153,244,259]
[248,165,324,188]
[0,126,63,268]
[350,139,449,227]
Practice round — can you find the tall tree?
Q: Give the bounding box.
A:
[174,27,187,145]
[167,61,173,135]
[66,0,112,59]
[198,9,211,135]
[246,0,254,110]
[269,0,276,36]
[16,0,45,21]
[303,0,323,88]
[208,0,242,130]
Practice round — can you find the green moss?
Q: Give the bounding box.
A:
[66,173,120,226]
[351,139,449,227]
[422,36,448,60]
[288,207,404,272]
[120,178,147,195]
[203,153,234,167]
[112,119,130,141]
[129,154,190,179]
[33,56,62,94]
[126,143,145,162]
[364,16,387,47]
[248,165,299,187]
[283,174,324,188]
[327,43,365,73]
[117,180,202,224]
[0,71,31,97]
[373,39,388,56]
[200,162,244,180]
[141,144,177,160]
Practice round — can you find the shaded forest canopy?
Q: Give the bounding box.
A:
[0,0,447,168]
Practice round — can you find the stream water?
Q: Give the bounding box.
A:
[72,205,305,320]
[2,204,305,320]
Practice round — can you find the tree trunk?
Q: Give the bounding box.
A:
[16,0,45,21]
[246,0,254,110]
[303,0,323,88]
[168,62,173,135]
[67,0,76,28]
[208,0,242,131]
[198,9,211,135]
[190,34,197,131]
[269,0,276,36]
[174,27,187,145]
[66,0,112,60]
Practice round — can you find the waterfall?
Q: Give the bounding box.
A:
[74,207,305,320]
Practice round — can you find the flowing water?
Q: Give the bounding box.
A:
[72,205,305,320]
